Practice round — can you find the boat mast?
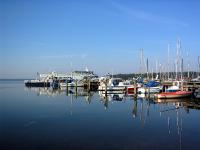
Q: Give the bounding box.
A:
[179,39,182,80]
[187,51,190,79]
[146,58,149,80]
[198,56,200,77]
[181,58,183,81]
[176,38,181,80]
[167,44,170,80]
[140,49,144,77]
[156,60,158,78]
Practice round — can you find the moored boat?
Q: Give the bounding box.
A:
[98,78,126,91]
[155,91,192,99]
[137,81,163,94]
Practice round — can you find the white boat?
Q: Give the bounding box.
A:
[58,79,85,87]
[98,78,127,91]
[165,81,183,92]
[71,67,98,80]
[166,85,180,92]
[138,86,162,94]
[137,81,163,94]
[191,76,200,82]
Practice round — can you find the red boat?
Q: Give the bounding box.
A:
[127,87,138,94]
[155,91,192,99]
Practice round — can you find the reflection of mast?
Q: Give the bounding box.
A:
[70,94,73,115]
[132,99,138,118]
[146,99,150,117]
[140,99,145,127]
[168,117,171,134]
[103,96,109,110]
[176,106,182,150]
[85,92,92,104]
[160,102,183,150]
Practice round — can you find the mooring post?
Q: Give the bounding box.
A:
[148,87,150,98]
[134,80,137,96]
[105,78,108,97]
[88,80,91,92]
[75,79,78,93]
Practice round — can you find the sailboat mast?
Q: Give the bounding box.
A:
[181,58,183,81]
[198,56,200,77]
[146,58,149,80]
[156,60,158,77]
[187,51,190,79]
[168,44,170,80]
[140,49,143,76]
[176,40,178,80]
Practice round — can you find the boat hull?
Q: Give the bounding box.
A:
[138,87,162,94]
[25,81,51,87]
[98,86,125,91]
[155,91,192,99]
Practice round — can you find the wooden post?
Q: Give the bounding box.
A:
[148,87,150,98]
[75,79,78,93]
[58,79,60,88]
[134,80,137,94]
[88,80,90,92]
[105,78,108,97]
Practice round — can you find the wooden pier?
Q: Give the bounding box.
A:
[182,82,200,91]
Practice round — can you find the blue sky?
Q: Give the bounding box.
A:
[1,0,200,78]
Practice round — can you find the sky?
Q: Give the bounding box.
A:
[1,0,200,79]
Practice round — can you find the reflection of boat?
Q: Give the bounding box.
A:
[99,91,125,101]
[154,98,189,103]
[25,86,93,98]
[194,88,200,99]
[24,87,66,96]
[155,91,192,99]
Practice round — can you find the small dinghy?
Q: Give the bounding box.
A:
[155,91,192,99]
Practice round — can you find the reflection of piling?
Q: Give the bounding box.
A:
[132,98,137,118]
[66,88,68,96]
[104,97,108,109]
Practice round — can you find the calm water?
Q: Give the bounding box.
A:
[1,80,200,150]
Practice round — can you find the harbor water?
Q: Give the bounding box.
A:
[1,80,200,150]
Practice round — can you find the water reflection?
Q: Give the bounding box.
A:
[24,87,200,112]
[2,84,200,150]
